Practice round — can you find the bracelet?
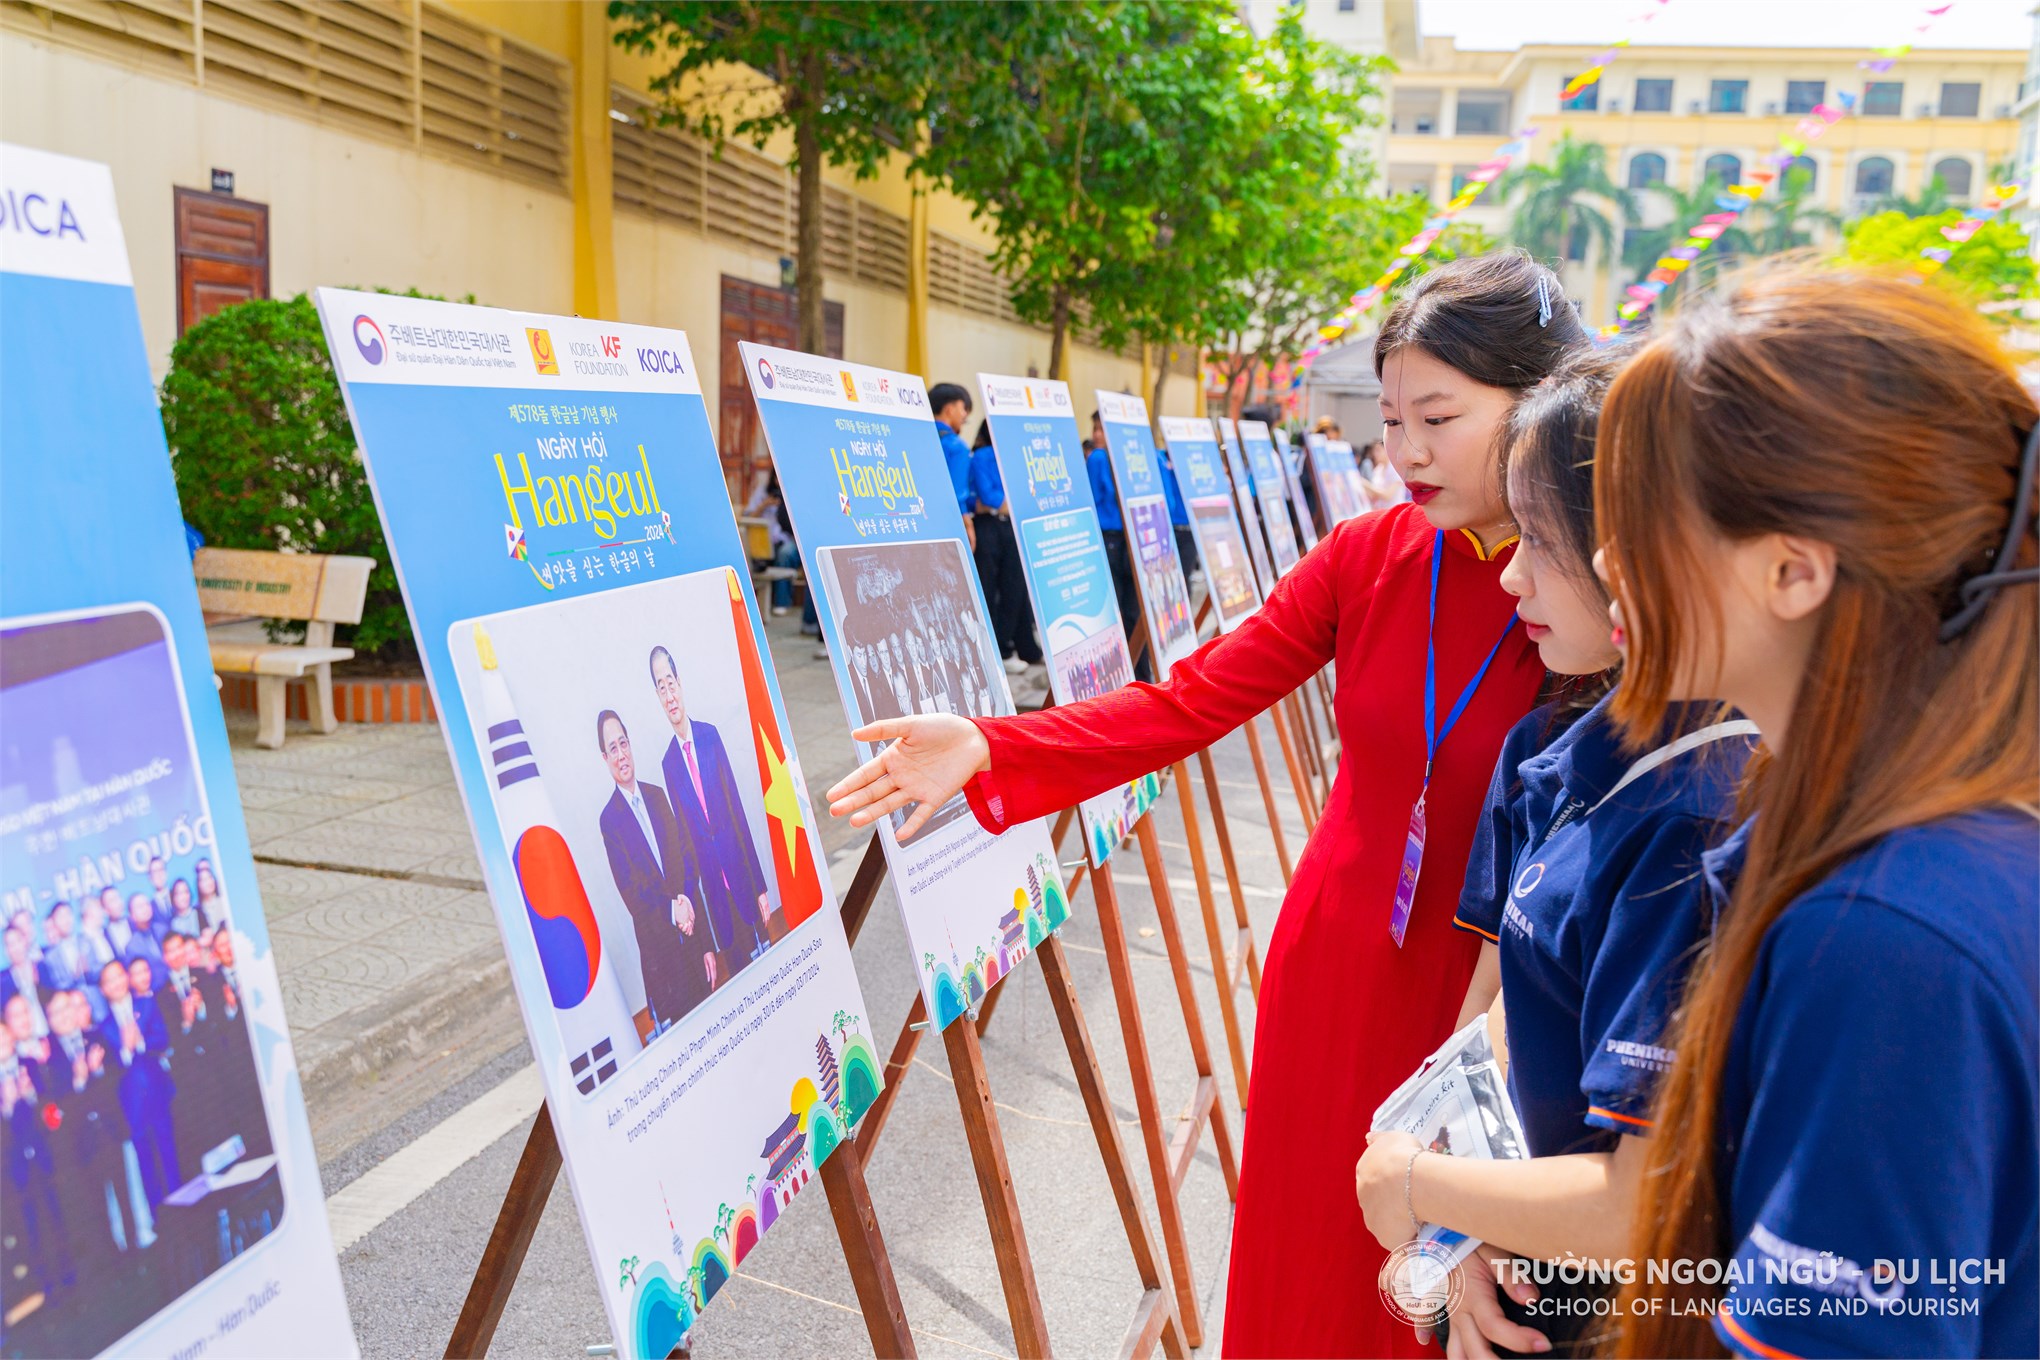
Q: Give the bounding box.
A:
[1404,1146,1427,1237]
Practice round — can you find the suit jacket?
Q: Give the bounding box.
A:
[99,1003,175,1134]
[1,1057,52,1183]
[156,968,226,1061]
[119,927,167,978]
[599,780,711,1028]
[36,941,86,995]
[661,721,769,951]
[42,1032,121,1167]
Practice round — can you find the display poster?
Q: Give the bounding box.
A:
[1094,391,1199,678]
[1305,433,1367,526]
[977,376,1160,865]
[0,144,356,1359]
[1161,417,1263,634]
[1215,419,1281,596]
[1274,430,1319,552]
[1237,420,1303,578]
[740,345,1064,1031]
[316,290,877,1357]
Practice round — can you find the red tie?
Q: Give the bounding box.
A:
[683,740,709,823]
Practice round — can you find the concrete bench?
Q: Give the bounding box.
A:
[195,547,374,749]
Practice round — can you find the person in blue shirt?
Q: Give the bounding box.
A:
[1592,272,2037,1357]
[966,420,1041,673]
[1355,347,1754,1356]
[929,382,979,548]
[1087,411,1149,682]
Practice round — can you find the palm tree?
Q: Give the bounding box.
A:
[1621,176,1757,305]
[1749,166,1843,255]
[1494,131,1639,274]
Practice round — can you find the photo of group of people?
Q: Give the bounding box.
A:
[815,539,1012,841]
[1,609,281,1357]
[460,573,808,1051]
[1191,503,1261,627]
[1053,625,1135,704]
[1127,499,1195,667]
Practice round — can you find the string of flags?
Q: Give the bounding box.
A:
[1559,0,1675,100]
[1600,1,1959,340]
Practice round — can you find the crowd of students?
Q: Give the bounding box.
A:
[2,852,273,1334]
[826,254,2038,1359]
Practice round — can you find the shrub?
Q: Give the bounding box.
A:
[161,290,459,659]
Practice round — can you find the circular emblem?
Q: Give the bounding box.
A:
[352,314,386,365]
[1378,1238,1465,1328]
[756,356,776,389]
[1513,861,1546,898]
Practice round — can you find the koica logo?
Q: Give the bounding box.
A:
[637,346,687,375]
[898,384,927,410]
[352,315,386,365]
[527,328,560,376]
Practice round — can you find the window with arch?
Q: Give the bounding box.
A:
[1703,153,1742,186]
[1628,152,1667,189]
[1854,156,1895,197]
[1933,157,1974,198]
[1783,155,1818,192]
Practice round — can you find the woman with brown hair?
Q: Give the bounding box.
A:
[828,253,1584,1357]
[1594,270,2037,1357]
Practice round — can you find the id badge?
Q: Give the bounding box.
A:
[1390,790,1427,947]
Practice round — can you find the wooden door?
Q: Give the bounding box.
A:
[719,275,844,504]
[175,187,269,334]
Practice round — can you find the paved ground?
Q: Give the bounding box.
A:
[234,606,1318,1358]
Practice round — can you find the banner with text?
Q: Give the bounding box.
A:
[742,344,1063,1031]
[1238,420,1303,578]
[1162,417,1263,634]
[316,289,875,1358]
[1216,419,1281,597]
[0,143,355,1359]
[1095,391,1199,678]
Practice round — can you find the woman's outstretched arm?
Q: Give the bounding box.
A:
[828,517,1362,838]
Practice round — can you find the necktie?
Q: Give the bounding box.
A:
[683,740,708,821]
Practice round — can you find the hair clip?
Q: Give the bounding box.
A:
[1940,421,2040,642]
[1535,276,1554,328]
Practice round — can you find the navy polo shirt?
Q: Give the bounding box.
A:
[938,425,976,517]
[1087,447,1124,532]
[1704,808,2038,1359]
[1455,695,1749,1157]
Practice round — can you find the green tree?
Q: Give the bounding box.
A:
[609,2,952,353]
[1843,209,2037,301]
[1747,166,1842,255]
[1494,132,1637,272]
[919,2,1269,378]
[1874,174,1955,219]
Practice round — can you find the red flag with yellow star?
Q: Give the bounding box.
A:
[727,568,825,925]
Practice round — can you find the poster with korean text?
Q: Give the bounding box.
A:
[315,290,875,1358]
[1162,417,1263,634]
[1094,391,1199,678]
[1237,419,1303,578]
[742,345,1063,1030]
[978,375,1161,864]
[0,143,356,1359]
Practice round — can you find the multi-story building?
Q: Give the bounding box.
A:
[2016,4,2040,256]
[1,0,1194,501]
[1388,35,2022,321]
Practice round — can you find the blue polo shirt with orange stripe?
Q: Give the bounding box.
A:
[1455,693,1749,1157]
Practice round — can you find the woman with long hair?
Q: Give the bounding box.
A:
[829,253,1586,1357]
[1595,271,2037,1357]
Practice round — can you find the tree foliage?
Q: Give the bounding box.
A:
[1842,209,2037,301]
[1495,132,1636,270]
[609,2,956,352]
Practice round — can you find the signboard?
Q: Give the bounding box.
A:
[1304,433,1367,526]
[1273,429,1319,552]
[1215,419,1280,595]
[0,143,355,1359]
[317,289,876,1357]
[1161,417,1262,634]
[1237,419,1302,578]
[740,345,1064,1031]
[1094,391,1198,677]
[977,375,1160,864]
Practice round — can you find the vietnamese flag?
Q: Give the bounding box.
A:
[726,569,825,926]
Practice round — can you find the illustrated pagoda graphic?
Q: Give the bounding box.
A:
[816,1033,842,1110]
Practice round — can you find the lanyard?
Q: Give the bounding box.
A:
[1423,531,1519,783]
[1531,718,1760,852]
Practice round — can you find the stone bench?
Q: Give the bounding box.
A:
[195,547,374,749]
